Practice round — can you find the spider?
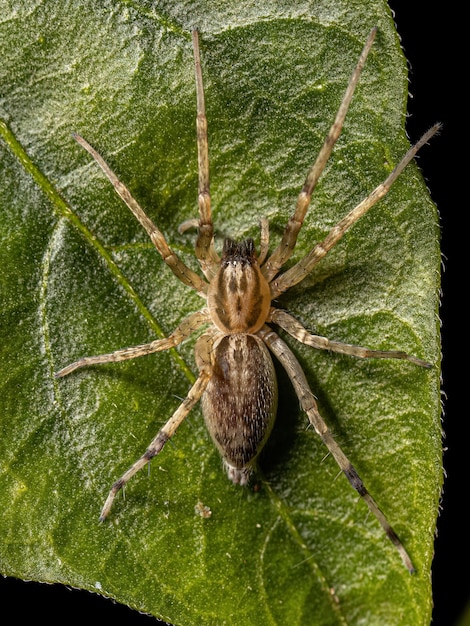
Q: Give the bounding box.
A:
[56,28,439,573]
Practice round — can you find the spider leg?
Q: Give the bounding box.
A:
[55,308,210,377]
[72,133,208,296]
[99,332,213,520]
[269,308,431,368]
[260,326,416,573]
[258,217,270,265]
[99,366,211,520]
[270,122,441,298]
[192,30,220,278]
[262,28,377,282]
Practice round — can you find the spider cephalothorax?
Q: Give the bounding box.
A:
[56,28,439,572]
[209,237,270,334]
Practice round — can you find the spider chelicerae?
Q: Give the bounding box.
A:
[56,28,439,573]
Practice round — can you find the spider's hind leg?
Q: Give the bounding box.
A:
[260,326,416,573]
[99,332,214,520]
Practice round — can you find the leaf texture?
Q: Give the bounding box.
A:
[0,1,441,624]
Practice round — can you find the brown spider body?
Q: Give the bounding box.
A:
[202,238,277,484]
[56,28,440,573]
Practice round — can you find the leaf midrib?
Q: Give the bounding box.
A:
[0,118,196,384]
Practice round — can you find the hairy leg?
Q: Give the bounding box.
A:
[269,307,431,368]
[99,332,214,520]
[260,325,415,573]
[73,133,208,295]
[262,28,377,282]
[56,308,210,377]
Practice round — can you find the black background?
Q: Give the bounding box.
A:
[1,4,462,625]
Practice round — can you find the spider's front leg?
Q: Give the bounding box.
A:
[191,30,220,277]
[269,308,431,368]
[269,123,440,299]
[259,326,416,573]
[262,28,377,282]
[72,132,208,297]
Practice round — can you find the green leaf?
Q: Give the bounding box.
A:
[0,1,441,624]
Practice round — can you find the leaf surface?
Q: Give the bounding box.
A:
[0,1,441,624]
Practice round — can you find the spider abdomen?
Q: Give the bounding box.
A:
[201,334,278,484]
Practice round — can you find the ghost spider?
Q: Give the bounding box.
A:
[56,28,439,573]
